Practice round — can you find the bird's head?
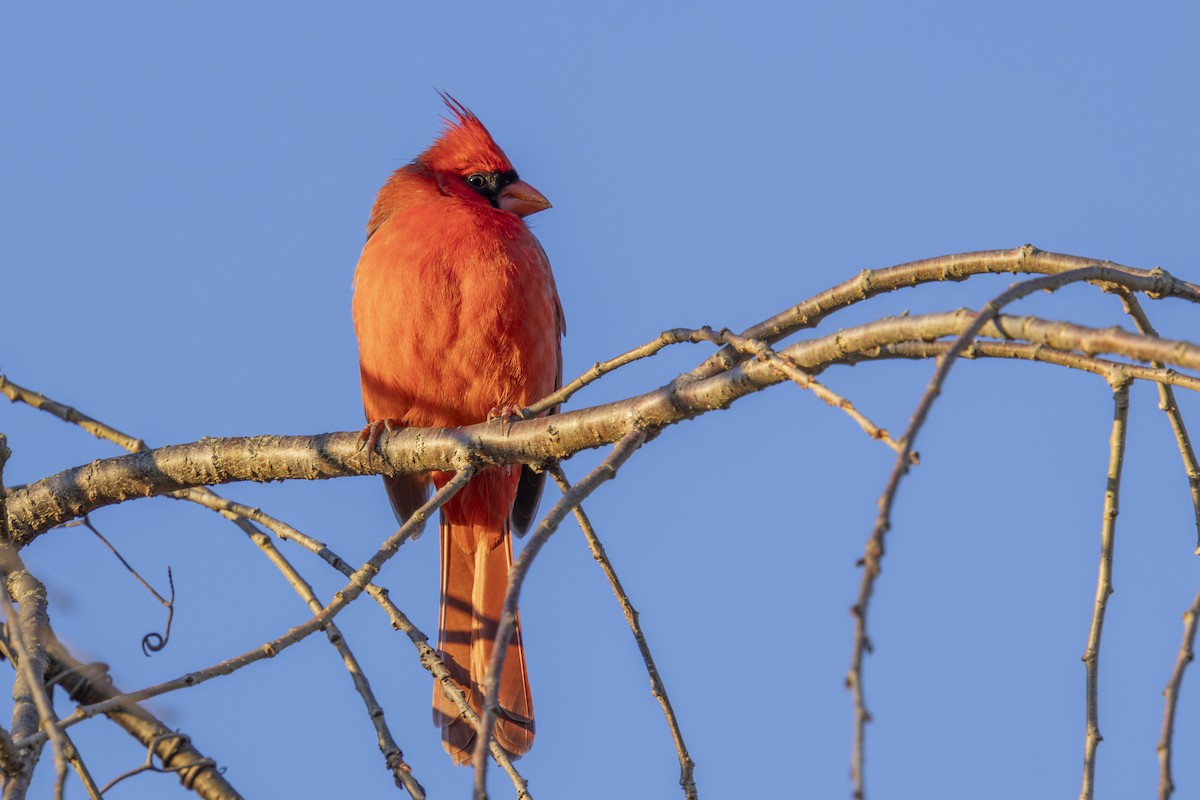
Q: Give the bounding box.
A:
[418,93,551,218]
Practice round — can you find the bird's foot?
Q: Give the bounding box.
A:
[358,418,403,453]
[487,405,528,436]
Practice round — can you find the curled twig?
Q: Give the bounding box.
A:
[79,517,175,656]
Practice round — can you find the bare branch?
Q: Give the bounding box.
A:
[1158,584,1200,800]
[0,376,147,453]
[712,328,910,459]
[1080,380,1131,799]
[526,327,717,416]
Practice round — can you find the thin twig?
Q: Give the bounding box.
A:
[712,328,912,461]
[232,512,426,799]
[1112,293,1200,800]
[847,267,1133,800]
[78,515,169,605]
[47,471,472,737]
[525,328,718,417]
[550,466,697,799]
[158,488,532,798]
[164,506,423,793]
[529,323,907,460]
[844,340,1200,394]
[0,375,147,452]
[1158,583,1200,800]
[527,324,913,463]
[79,516,175,655]
[472,430,648,799]
[1117,293,1200,551]
[1080,379,1131,800]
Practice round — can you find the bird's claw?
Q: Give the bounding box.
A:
[487,405,527,436]
[358,418,401,454]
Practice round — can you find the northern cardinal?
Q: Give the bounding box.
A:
[352,96,563,764]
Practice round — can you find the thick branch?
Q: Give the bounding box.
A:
[8,311,1200,543]
[43,636,243,800]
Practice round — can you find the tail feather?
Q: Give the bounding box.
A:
[433,518,534,764]
[432,520,478,760]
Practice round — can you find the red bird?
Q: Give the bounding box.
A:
[352,96,563,764]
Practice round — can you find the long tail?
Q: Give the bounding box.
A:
[432,518,535,764]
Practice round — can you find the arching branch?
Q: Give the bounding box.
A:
[9,309,1200,543]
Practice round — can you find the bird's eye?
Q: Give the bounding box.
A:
[466,173,488,189]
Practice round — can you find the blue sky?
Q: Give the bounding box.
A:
[3,2,1200,798]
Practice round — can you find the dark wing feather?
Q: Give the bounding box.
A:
[511,281,564,537]
[384,474,431,524]
[511,466,546,536]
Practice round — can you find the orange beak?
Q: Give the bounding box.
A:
[498,180,552,217]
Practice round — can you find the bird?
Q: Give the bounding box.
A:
[352,95,564,764]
